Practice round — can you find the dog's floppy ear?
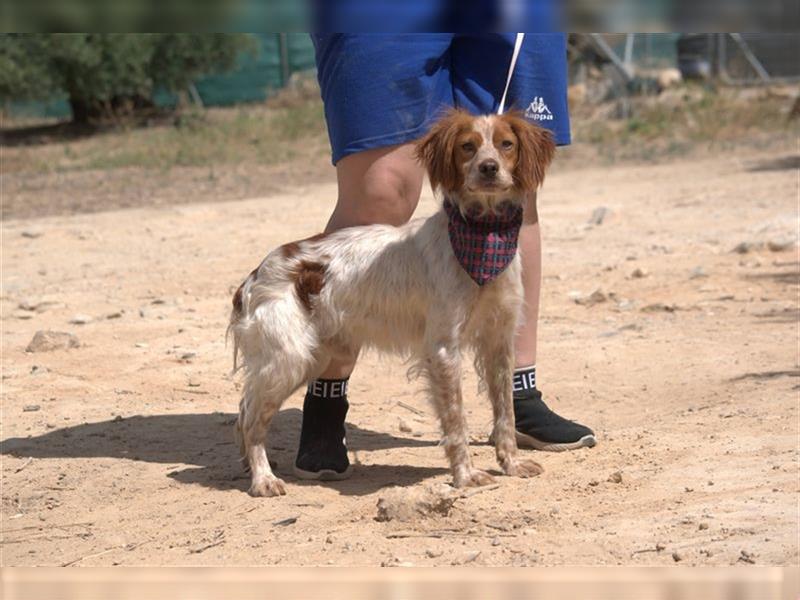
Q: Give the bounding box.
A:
[501,111,556,193]
[415,109,471,193]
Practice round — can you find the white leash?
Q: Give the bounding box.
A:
[497,33,525,115]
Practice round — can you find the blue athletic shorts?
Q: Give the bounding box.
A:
[312,34,571,165]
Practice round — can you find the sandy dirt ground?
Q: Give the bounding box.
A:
[1,147,798,567]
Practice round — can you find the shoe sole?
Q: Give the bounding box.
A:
[515,431,597,452]
[293,464,353,481]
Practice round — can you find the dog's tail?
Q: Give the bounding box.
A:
[227,268,258,374]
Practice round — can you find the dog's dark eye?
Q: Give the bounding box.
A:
[501,140,514,150]
[461,142,476,153]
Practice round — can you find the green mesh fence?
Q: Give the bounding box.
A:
[191,33,316,106]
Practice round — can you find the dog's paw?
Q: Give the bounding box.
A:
[503,458,544,478]
[454,468,495,488]
[248,477,287,497]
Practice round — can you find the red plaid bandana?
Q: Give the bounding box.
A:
[444,199,523,286]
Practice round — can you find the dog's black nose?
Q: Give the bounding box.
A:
[479,159,499,178]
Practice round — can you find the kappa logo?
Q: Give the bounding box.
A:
[524,97,553,121]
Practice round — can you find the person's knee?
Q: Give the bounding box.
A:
[328,187,416,231]
[332,145,423,229]
[349,178,418,226]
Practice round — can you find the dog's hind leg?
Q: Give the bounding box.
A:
[238,367,307,497]
[422,340,495,488]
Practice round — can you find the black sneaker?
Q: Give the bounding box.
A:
[293,392,353,480]
[512,388,597,452]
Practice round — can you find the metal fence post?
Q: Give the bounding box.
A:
[278,33,290,87]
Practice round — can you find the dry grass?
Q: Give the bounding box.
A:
[567,83,797,164]
[3,84,796,178]
[2,100,329,175]
[1,83,796,219]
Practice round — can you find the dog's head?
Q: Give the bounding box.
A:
[415,109,555,213]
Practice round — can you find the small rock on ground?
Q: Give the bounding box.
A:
[452,550,481,565]
[18,299,60,313]
[26,331,80,353]
[767,239,794,252]
[732,241,757,254]
[573,289,607,307]
[588,206,610,225]
[376,483,457,522]
[739,550,756,564]
[689,266,708,279]
[641,302,677,313]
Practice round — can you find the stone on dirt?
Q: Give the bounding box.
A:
[452,550,481,565]
[767,239,794,252]
[738,550,756,564]
[641,302,677,313]
[375,483,457,522]
[588,206,610,226]
[26,330,80,353]
[573,289,608,307]
[689,266,708,279]
[732,241,757,254]
[18,299,60,313]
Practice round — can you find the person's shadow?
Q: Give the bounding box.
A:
[1,409,446,496]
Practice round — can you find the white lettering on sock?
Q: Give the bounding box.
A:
[512,367,537,392]
[308,378,349,399]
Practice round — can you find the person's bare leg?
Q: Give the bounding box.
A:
[510,192,597,451]
[319,143,424,379]
[514,192,541,368]
[294,143,424,480]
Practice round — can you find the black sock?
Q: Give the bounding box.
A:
[513,365,536,394]
[307,377,349,400]
[296,377,350,473]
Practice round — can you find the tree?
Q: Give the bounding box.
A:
[0,34,255,124]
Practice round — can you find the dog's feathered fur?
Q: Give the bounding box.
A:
[229,110,555,497]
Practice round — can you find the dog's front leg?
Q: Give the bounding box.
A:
[479,328,544,479]
[424,341,494,488]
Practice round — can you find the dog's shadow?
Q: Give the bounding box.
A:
[1,409,446,496]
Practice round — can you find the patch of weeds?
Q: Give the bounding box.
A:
[5,99,330,175]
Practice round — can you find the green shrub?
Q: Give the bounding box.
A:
[0,33,255,123]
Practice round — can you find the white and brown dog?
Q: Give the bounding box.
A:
[229,110,555,497]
